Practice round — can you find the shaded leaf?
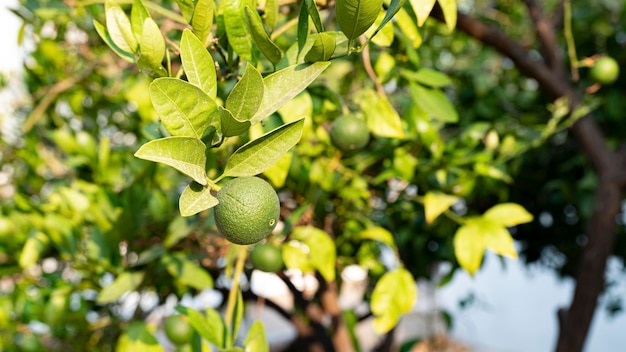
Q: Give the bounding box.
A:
[219,107,252,137]
[176,306,225,348]
[162,253,213,289]
[336,0,383,42]
[401,68,451,87]
[179,182,219,216]
[116,321,163,352]
[226,64,264,121]
[130,0,150,41]
[305,33,337,62]
[410,83,458,123]
[369,0,406,42]
[94,20,135,63]
[224,0,255,61]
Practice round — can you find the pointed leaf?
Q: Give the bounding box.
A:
[437,0,457,31]
[401,68,451,87]
[135,137,207,185]
[179,182,219,216]
[483,221,518,259]
[453,220,486,275]
[192,0,215,45]
[224,0,255,61]
[424,191,459,224]
[293,226,336,282]
[410,83,458,123]
[176,306,225,348]
[106,2,138,53]
[297,3,309,55]
[245,6,282,65]
[244,321,269,352]
[97,271,145,304]
[336,0,383,42]
[175,0,194,23]
[410,0,436,26]
[282,241,315,272]
[223,119,303,177]
[357,89,405,138]
[264,0,278,32]
[219,107,252,137]
[150,78,219,138]
[395,7,422,48]
[366,11,394,47]
[359,227,396,249]
[262,151,293,188]
[253,62,330,123]
[371,268,417,333]
[369,0,406,41]
[181,29,218,98]
[94,20,135,62]
[162,253,213,289]
[131,0,150,40]
[484,203,534,227]
[304,0,324,32]
[226,64,264,121]
[140,18,165,69]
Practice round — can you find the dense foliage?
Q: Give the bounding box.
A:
[0,0,624,351]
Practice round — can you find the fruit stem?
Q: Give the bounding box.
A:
[224,244,248,347]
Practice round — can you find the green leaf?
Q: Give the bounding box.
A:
[219,107,252,137]
[19,231,49,268]
[162,253,213,289]
[176,306,225,348]
[474,163,513,183]
[359,227,396,249]
[293,226,336,282]
[368,0,406,42]
[395,8,422,48]
[224,0,255,61]
[245,6,282,65]
[222,119,304,177]
[482,220,518,259]
[357,89,405,138]
[150,78,219,138]
[336,0,383,42]
[264,0,278,32]
[134,137,207,185]
[94,20,135,63]
[297,3,309,55]
[371,268,417,333]
[163,217,192,248]
[437,0,457,31]
[180,29,218,99]
[105,2,138,53]
[139,18,165,70]
[401,68,451,88]
[133,245,166,266]
[233,289,244,342]
[244,321,269,352]
[130,0,150,41]
[262,151,293,188]
[305,33,337,62]
[97,271,145,304]
[366,11,394,47]
[252,62,330,123]
[410,83,458,123]
[423,191,459,224]
[226,64,264,121]
[179,182,219,216]
[304,0,324,32]
[116,322,164,352]
[175,0,194,23]
[483,203,534,227]
[192,0,215,46]
[409,0,436,26]
[282,241,315,272]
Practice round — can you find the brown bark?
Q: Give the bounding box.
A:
[431,4,626,352]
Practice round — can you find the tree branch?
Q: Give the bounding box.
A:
[521,0,563,73]
[430,5,626,352]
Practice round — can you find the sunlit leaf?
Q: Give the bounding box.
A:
[424,191,460,224]
[97,271,145,304]
[162,253,213,289]
[179,182,218,217]
[357,89,405,138]
[410,0,436,26]
[483,203,534,227]
[244,321,269,352]
[116,322,163,352]
[371,268,417,333]
[134,137,207,185]
[359,227,396,249]
[192,0,215,45]
[292,226,336,282]
[437,0,457,31]
[226,64,264,121]
[176,306,225,348]
[180,29,217,98]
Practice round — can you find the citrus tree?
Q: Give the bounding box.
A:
[0,0,623,351]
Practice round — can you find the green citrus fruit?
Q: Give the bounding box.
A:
[590,56,620,84]
[250,243,284,272]
[164,315,194,346]
[329,115,370,152]
[214,177,280,245]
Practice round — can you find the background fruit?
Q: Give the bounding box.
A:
[214,177,280,245]
[164,315,194,346]
[250,243,284,272]
[329,115,370,152]
[590,56,620,84]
